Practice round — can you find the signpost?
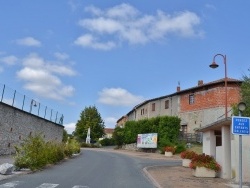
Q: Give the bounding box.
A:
[232,116,250,135]
[232,115,250,188]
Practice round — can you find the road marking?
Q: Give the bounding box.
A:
[35,183,59,188]
[0,182,89,188]
[0,181,21,188]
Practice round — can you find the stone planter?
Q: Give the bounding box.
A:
[193,166,216,178]
[165,151,173,157]
[182,159,191,167]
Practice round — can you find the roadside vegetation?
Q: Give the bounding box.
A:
[14,134,80,171]
[112,116,189,153]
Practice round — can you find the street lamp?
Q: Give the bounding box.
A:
[29,99,37,113]
[209,54,228,118]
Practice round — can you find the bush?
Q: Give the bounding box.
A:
[14,135,80,171]
[175,143,186,154]
[14,135,47,171]
[99,138,115,146]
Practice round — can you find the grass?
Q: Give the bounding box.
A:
[187,143,203,154]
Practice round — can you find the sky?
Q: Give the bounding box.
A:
[0,1,250,134]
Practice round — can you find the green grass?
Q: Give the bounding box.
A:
[187,144,203,154]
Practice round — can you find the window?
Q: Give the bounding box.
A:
[165,100,169,109]
[189,94,195,104]
[152,103,155,111]
[141,108,144,115]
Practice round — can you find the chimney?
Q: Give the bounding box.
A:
[198,80,203,86]
[177,86,180,92]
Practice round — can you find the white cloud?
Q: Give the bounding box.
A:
[16,53,76,101]
[75,3,202,50]
[64,122,76,134]
[54,52,69,60]
[98,88,145,106]
[16,37,41,47]
[0,55,18,65]
[74,34,116,50]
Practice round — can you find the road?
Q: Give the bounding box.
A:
[0,148,180,188]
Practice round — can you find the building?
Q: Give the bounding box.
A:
[104,128,114,138]
[117,78,242,135]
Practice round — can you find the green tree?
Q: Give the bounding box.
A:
[62,129,68,143]
[75,106,105,142]
[232,69,250,116]
[240,71,250,116]
[113,126,125,147]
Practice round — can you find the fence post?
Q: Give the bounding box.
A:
[55,112,58,123]
[22,95,25,110]
[44,106,47,118]
[12,90,16,106]
[1,84,5,102]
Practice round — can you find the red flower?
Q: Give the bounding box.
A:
[164,146,176,153]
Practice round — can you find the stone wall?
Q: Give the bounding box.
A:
[0,102,64,155]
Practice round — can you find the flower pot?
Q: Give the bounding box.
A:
[165,151,173,157]
[193,167,216,178]
[182,159,191,167]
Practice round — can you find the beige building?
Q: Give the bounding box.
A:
[117,78,242,135]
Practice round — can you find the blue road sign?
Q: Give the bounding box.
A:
[232,116,250,135]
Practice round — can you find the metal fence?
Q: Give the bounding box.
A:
[0,83,63,125]
[179,132,203,143]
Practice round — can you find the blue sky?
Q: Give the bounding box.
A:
[0,1,249,134]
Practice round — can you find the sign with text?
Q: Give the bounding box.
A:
[232,116,250,135]
[137,133,158,148]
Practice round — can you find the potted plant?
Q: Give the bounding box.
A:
[189,153,221,177]
[180,150,197,167]
[164,146,176,157]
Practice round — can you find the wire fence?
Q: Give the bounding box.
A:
[0,83,63,125]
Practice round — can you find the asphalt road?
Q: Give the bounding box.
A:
[0,149,180,188]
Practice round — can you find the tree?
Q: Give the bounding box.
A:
[62,129,68,143]
[240,70,250,116]
[74,106,105,142]
[112,126,125,147]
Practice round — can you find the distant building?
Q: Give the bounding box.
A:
[103,128,114,138]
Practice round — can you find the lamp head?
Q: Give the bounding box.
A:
[238,102,246,112]
[209,62,219,69]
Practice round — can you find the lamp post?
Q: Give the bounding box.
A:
[209,54,228,119]
[29,99,37,113]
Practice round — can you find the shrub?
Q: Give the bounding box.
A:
[180,150,197,159]
[189,153,221,172]
[14,135,81,171]
[99,138,115,146]
[14,134,47,171]
[175,143,186,154]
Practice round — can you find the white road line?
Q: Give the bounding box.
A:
[35,183,59,188]
[72,186,90,188]
[0,181,21,188]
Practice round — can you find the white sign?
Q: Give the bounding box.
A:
[137,133,158,148]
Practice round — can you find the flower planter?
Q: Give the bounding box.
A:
[182,159,191,167]
[165,151,173,157]
[193,167,216,178]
